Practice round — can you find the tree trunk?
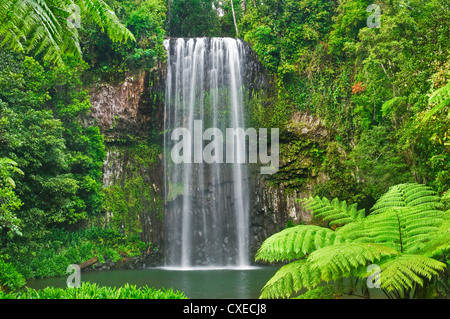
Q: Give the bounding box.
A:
[78,256,99,270]
[230,0,239,36]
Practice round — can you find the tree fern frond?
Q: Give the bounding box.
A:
[337,206,446,254]
[377,254,447,294]
[255,225,347,262]
[294,285,336,299]
[0,0,135,65]
[77,0,135,43]
[259,260,320,299]
[422,81,450,122]
[420,220,450,258]
[429,81,450,105]
[306,243,399,283]
[298,196,365,228]
[371,183,443,215]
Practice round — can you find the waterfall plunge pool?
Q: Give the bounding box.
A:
[25,266,281,299]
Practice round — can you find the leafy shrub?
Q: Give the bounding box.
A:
[0,260,26,291]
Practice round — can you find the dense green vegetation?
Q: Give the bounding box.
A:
[0,227,147,291]
[0,0,448,299]
[0,282,187,299]
[0,0,166,296]
[239,0,450,209]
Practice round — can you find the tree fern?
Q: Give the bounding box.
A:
[420,220,450,259]
[260,243,398,299]
[255,225,347,262]
[258,183,449,299]
[0,0,135,65]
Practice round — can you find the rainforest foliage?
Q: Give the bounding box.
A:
[0,0,167,292]
[0,0,448,299]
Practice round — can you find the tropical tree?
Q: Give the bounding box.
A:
[256,183,450,299]
[0,0,135,65]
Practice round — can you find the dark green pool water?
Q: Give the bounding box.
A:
[25,266,281,299]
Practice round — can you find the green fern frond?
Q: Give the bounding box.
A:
[294,285,336,299]
[299,196,365,228]
[78,0,135,43]
[259,260,320,299]
[377,254,447,294]
[306,243,399,282]
[420,219,450,258]
[422,81,450,122]
[255,225,347,263]
[337,206,446,254]
[0,0,135,65]
[371,183,442,215]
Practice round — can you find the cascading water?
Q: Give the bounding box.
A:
[163,37,251,269]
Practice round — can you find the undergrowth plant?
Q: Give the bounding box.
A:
[256,183,450,299]
[0,282,187,299]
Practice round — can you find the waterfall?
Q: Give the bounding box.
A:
[163,37,251,268]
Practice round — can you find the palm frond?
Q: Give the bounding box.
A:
[255,225,347,263]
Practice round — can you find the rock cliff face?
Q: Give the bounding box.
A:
[90,71,151,137]
[89,59,330,265]
[89,60,166,139]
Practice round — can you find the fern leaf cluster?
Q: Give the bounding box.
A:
[255,225,347,262]
[257,183,450,299]
[371,183,442,214]
[422,81,450,122]
[293,285,336,299]
[259,242,398,299]
[377,255,446,296]
[0,0,135,65]
[338,207,446,254]
[298,196,365,228]
[259,260,320,299]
